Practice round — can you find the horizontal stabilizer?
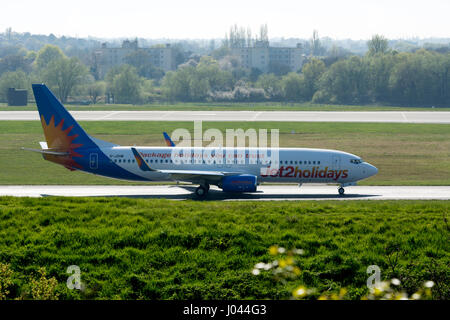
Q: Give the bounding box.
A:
[39,141,48,149]
[21,147,70,156]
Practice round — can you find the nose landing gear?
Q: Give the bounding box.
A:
[338,182,356,195]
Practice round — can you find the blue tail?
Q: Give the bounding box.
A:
[32,84,97,151]
[163,132,175,147]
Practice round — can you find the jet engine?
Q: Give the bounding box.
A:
[220,174,257,192]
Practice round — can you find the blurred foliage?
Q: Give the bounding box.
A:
[253,246,442,300]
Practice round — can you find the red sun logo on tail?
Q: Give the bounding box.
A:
[41,115,84,170]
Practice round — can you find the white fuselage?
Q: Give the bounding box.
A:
[99,146,378,185]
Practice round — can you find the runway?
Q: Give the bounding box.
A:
[1,111,450,123]
[1,185,449,201]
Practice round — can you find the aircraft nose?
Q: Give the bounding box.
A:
[365,163,378,177]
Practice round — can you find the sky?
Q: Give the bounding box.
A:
[1,0,449,40]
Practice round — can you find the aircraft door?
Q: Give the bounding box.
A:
[89,153,98,170]
[331,154,340,171]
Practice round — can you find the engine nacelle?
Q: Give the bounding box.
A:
[221,174,257,192]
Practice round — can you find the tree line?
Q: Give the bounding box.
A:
[0,35,449,106]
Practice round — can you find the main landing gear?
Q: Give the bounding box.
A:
[195,183,210,198]
[338,187,345,195]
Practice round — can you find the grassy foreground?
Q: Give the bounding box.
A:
[0,198,448,300]
[1,121,449,185]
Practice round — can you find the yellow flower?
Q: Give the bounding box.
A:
[279,259,287,268]
[292,286,307,298]
[286,257,294,265]
[293,266,301,275]
[269,245,278,255]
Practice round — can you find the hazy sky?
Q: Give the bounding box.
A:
[1,0,449,39]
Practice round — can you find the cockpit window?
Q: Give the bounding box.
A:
[350,159,362,164]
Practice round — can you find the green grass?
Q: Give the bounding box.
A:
[1,121,449,185]
[0,198,448,300]
[1,102,450,111]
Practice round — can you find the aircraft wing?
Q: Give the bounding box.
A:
[159,169,241,183]
[131,147,241,183]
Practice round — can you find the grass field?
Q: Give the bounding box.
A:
[1,121,449,185]
[0,198,448,300]
[1,102,450,112]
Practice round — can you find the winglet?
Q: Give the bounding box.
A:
[163,132,175,147]
[131,148,156,171]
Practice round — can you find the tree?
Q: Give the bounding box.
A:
[317,56,370,104]
[88,81,106,104]
[301,58,326,100]
[389,50,447,106]
[35,45,64,70]
[281,72,306,101]
[366,54,395,102]
[367,35,389,56]
[162,57,232,102]
[310,30,325,56]
[268,61,291,76]
[41,57,88,103]
[110,65,143,104]
[256,73,282,100]
[0,53,32,75]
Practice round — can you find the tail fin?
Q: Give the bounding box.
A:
[32,84,97,151]
[163,132,175,147]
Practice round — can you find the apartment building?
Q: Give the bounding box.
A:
[231,41,305,73]
[93,39,176,78]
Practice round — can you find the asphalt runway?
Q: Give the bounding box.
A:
[1,185,449,201]
[1,111,450,123]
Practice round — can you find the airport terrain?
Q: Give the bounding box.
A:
[2,102,450,112]
[1,110,450,123]
[1,121,449,186]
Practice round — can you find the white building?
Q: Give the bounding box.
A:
[231,41,305,73]
[93,40,176,78]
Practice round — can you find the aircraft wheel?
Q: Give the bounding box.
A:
[195,185,208,198]
[338,187,345,195]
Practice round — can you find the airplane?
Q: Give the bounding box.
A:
[23,84,378,198]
